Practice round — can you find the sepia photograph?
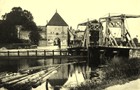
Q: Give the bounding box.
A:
[0,0,140,90]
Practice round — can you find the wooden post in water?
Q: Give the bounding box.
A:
[87,47,90,65]
[88,47,100,67]
[67,50,69,56]
[60,50,61,56]
[71,50,73,56]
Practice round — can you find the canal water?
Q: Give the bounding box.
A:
[0,57,92,90]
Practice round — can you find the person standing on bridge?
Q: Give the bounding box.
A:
[58,38,61,49]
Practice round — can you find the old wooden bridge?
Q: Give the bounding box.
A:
[0,49,87,59]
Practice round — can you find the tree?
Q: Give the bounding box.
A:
[0,7,40,45]
[29,26,41,45]
[0,20,20,43]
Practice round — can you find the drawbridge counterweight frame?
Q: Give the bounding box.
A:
[99,14,140,48]
[78,14,140,48]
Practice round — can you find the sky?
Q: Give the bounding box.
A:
[0,0,140,40]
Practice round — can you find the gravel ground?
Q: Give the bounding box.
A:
[105,79,140,90]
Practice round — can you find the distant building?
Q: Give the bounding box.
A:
[16,25,30,41]
[46,11,69,48]
[68,27,76,46]
[16,11,70,47]
[16,25,47,45]
[38,26,47,46]
[73,30,85,46]
[75,30,84,41]
[38,26,46,39]
[19,31,30,40]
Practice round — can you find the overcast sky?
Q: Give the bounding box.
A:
[0,0,140,40]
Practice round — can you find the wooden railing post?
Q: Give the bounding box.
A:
[35,50,37,57]
[27,50,29,56]
[52,50,54,64]
[18,51,20,56]
[52,50,54,56]
[8,51,9,57]
[44,50,46,57]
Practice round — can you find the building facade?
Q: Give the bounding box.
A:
[16,12,69,47]
[38,26,47,46]
[46,12,69,48]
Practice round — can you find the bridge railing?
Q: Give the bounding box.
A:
[0,50,69,57]
[0,49,87,57]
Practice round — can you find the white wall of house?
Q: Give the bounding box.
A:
[47,26,68,47]
[40,31,46,39]
[39,40,47,46]
[19,30,30,40]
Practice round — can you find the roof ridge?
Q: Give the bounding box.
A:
[47,12,68,26]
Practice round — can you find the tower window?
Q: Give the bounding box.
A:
[56,33,59,35]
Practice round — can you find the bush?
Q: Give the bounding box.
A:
[106,57,140,79]
[69,57,140,90]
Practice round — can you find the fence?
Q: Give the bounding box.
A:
[0,49,87,58]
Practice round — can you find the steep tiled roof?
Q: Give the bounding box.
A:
[47,12,68,26]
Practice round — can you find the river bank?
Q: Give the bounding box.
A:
[105,78,140,90]
[69,57,140,90]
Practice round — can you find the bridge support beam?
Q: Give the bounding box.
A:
[87,46,130,67]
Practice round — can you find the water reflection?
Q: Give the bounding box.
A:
[62,64,85,89]
[48,60,69,90]
[0,57,91,90]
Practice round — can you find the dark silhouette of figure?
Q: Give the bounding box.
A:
[57,38,61,48]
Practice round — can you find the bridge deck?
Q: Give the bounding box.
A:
[0,46,139,58]
[0,49,87,58]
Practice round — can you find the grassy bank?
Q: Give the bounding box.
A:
[69,57,140,90]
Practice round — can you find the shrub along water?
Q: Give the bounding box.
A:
[69,57,140,90]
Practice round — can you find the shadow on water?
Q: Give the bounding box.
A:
[0,57,93,90]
